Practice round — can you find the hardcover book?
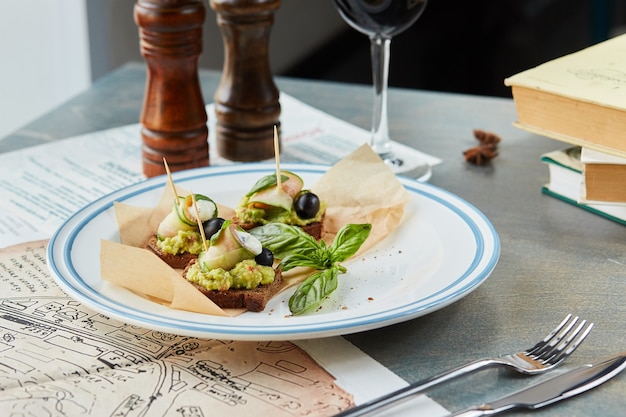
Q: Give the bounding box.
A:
[505,34,626,159]
[580,147,626,203]
[541,147,626,225]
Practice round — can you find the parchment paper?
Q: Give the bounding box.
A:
[102,144,409,315]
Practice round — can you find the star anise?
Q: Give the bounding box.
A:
[473,129,500,150]
[463,129,501,165]
[463,146,498,165]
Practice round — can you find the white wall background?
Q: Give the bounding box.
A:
[0,1,91,139]
[0,0,344,140]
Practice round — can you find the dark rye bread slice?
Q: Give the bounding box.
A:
[234,215,324,240]
[184,260,283,312]
[146,235,197,269]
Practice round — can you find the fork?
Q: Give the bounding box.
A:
[334,314,593,417]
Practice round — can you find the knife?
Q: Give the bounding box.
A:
[450,352,626,416]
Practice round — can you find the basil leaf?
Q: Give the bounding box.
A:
[252,222,372,315]
[250,223,319,259]
[328,223,372,263]
[245,174,289,196]
[288,267,339,315]
[280,253,324,272]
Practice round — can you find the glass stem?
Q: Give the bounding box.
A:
[370,35,392,157]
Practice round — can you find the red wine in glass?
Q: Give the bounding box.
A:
[334,0,430,178]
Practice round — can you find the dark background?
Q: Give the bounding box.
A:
[284,0,626,97]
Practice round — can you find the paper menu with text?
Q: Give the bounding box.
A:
[0,240,447,417]
[0,93,439,249]
[0,95,446,416]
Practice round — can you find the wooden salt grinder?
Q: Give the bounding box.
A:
[210,0,281,161]
[134,0,209,177]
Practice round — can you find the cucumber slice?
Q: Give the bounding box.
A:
[189,195,218,222]
[175,194,218,226]
[198,247,254,272]
[280,171,305,199]
[199,222,263,271]
[245,171,305,212]
[246,171,303,197]
[248,187,293,212]
[158,194,217,238]
[174,196,196,227]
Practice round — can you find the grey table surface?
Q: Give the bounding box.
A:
[2,63,625,416]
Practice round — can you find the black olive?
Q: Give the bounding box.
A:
[255,247,274,266]
[294,191,320,219]
[203,217,225,238]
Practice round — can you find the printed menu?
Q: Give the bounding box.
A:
[0,93,439,249]
[0,240,447,416]
[0,94,446,416]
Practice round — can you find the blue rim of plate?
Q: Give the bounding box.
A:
[47,163,500,340]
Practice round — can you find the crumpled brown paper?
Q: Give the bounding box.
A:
[312,144,410,255]
[101,144,409,315]
[103,186,238,316]
[100,239,229,316]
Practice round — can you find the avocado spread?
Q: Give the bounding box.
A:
[186,259,274,291]
[236,197,326,226]
[156,230,204,255]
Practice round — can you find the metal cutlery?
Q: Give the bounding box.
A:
[334,314,593,417]
[451,351,626,416]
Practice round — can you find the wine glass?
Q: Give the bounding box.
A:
[334,0,430,178]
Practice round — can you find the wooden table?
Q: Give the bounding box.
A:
[2,63,624,416]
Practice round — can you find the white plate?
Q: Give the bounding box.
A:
[48,163,499,341]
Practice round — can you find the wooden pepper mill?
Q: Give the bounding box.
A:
[134,0,209,177]
[210,0,281,161]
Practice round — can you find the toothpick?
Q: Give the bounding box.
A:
[163,157,178,200]
[190,191,209,252]
[273,125,281,189]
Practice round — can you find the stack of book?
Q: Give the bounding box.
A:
[504,34,626,225]
[539,147,626,225]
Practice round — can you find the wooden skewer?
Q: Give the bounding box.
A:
[163,157,178,200]
[273,125,281,190]
[190,191,209,252]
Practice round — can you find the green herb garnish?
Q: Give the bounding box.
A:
[250,223,371,315]
[246,174,289,197]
